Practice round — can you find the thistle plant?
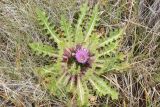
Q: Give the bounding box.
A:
[29,2,128,106]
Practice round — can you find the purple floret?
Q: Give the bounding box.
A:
[75,48,89,64]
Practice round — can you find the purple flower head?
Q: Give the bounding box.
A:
[75,48,89,64]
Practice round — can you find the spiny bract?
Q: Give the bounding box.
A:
[29,2,128,106]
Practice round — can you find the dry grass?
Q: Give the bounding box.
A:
[0,0,160,106]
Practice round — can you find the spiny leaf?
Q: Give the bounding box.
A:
[99,28,124,47]
[77,78,89,106]
[57,72,67,86]
[98,42,118,57]
[75,2,89,43]
[89,76,106,95]
[86,33,100,51]
[68,76,75,91]
[84,3,99,42]
[29,42,58,57]
[37,62,62,75]
[36,8,61,44]
[47,78,57,93]
[77,77,85,105]
[75,26,84,44]
[113,62,130,71]
[46,78,65,97]
[89,74,118,100]
[60,15,73,46]
[63,75,70,86]
[103,58,117,72]
[69,63,80,75]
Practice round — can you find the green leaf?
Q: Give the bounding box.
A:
[69,63,80,75]
[77,77,85,105]
[46,77,65,97]
[97,57,116,74]
[60,15,73,46]
[29,42,58,57]
[57,72,67,86]
[77,77,89,106]
[98,42,118,57]
[75,26,84,44]
[89,74,118,100]
[47,78,57,93]
[68,76,75,91]
[36,63,61,76]
[99,28,124,47]
[113,62,130,71]
[36,8,61,44]
[87,33,100,51]
[84,4,99,42]
[75,2,89,43]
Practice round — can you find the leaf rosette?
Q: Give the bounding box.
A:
[29,2,128,106]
